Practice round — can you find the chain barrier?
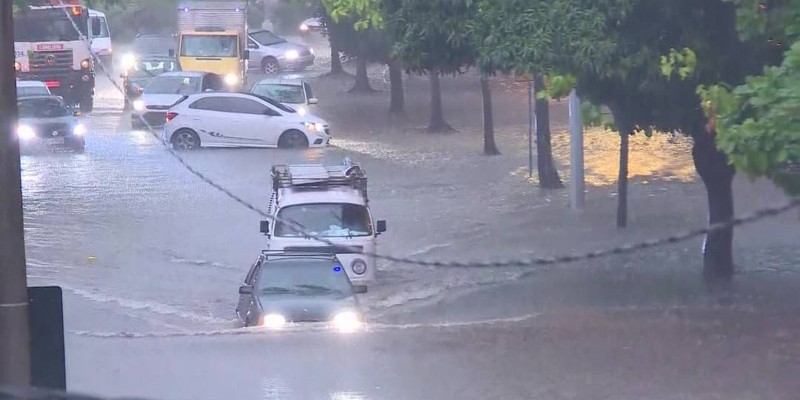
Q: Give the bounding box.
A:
[53,2,799,271]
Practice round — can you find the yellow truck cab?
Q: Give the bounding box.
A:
[177,2,248,89]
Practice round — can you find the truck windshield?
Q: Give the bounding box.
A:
[275,204,373,238]
[17,97,71,118]
[252,84,305,104]
[14,9,87,42]
[181,35,238,57]
[145,76,201,95]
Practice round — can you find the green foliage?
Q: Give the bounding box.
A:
[386,0,476,75]
[700,41,800,178]
[660,48,697,80]
[321,0,383,29]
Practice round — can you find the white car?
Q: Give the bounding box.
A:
[163,92,331,150]
[16,81,51,98]
[132,71,225,129]
[250,78,318,116]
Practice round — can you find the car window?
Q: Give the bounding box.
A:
[16,86,51,97]
[303,82,314,99]
[227,98,270,115]
[250,31,286,46]
[144,75,201,95]
[188,96,230,112]
[252,84,305,104]
[247,38,259,48]
[17,97,72,118]
[245,258,261,284]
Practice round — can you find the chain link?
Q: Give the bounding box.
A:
[54,2,799,271]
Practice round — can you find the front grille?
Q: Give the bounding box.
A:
[142,112,167,126]
[28,50,76,80]
[34,122,72,138]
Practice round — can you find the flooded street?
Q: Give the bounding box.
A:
[17,37,800,400]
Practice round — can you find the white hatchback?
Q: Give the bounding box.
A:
[163,92,331,150]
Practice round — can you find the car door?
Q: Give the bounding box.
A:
[221,96,285,146]
[236,257,262,322]
[186,96,240,146]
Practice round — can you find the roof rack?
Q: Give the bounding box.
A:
[271,158,367,201]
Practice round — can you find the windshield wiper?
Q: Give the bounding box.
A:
[260,286,293,294]
[294,284,336,293]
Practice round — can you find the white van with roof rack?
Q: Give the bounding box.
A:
[260,159,387,284]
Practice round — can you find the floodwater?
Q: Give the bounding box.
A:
[17,34,800,400]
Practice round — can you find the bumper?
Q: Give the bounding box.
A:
[132,111,167,128]
[279,54,315,70]
[17,71,94,101]
[19,135,84,151]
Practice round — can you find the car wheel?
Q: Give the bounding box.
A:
[79,97,93,113]
[278,130,309,149]
[171,129,201,151]
[262,57,280,75]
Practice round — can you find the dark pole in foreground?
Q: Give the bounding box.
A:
[0,1,32,388]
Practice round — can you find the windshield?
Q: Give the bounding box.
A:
[257,262,354,295]
[16,86,50,97]
[275,203,372,237]
[17,97,71,118]
[144,76,201,95]
[129,60,179,78]
[180,35,238,57]
[14,10,88,42]
[250,31,286,46]
[252,94,296,113]
[252,84,306,104]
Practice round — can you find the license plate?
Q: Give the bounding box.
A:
[45,137,65,145]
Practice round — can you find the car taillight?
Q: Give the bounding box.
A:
[165,112,178,122]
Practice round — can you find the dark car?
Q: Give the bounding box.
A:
[131,33,178,57]
[16,95,86,152]
[131,71,225,129]
[121,56,180,110]
[236,252,367,331]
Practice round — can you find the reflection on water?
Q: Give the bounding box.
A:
[262,377,292,399]
[330,392,369,400]
[262,377,371,400]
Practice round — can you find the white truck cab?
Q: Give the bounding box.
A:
[261,160,387,284]
[88,9,113,67]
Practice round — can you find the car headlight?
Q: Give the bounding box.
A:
[73,124,87,136]
[80,58,91,69]
[224,73,238,86]
[332,311,362,333]
[133,100,145,111]
[299,23,309,31]
[17,125,35,140]
[351,259,367,275]
[285,50,299,60]
[261,313,287,329]
[14,61,21,71]
[303,122,325,132]
[121,53,136,70]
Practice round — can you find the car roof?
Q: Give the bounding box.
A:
[159,71,208,78]
[16,81,47,87]
[254,78,303,86]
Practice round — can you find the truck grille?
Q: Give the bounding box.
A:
[28,50,75,80]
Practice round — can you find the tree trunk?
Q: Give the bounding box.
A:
[533,74,564,188]
[348,56,373,93]
[388,59,404,113]
[617,130,630,228]
[428,70,453,133]
[329,40,344,75]
[480,70,500,155]
[692,130,736,282]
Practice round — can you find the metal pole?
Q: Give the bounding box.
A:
[0,1,32,388]
[527,80,533,178]
[568,89,585,210]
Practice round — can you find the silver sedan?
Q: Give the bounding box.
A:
[247,30,315,75]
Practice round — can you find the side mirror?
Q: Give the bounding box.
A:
[376,220,387,234]
[260,220,270,234]
[308,98,319,105]
[353,285,368,294]
[248,43,258,50]
[243,50,250,59]
[238,285,253,295]
[168,49,175,57]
